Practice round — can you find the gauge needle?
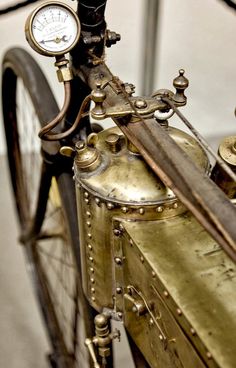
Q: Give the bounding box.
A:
[39,35,69,44]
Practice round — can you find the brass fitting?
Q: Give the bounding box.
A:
[85,314,120,366]
[55,58,73,82]
[56,67,73,82]
[75,140,101,171]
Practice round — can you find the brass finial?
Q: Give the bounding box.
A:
[91,82,106,119]
[172,69,189,105]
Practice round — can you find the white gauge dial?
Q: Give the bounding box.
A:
[25,2,80,56]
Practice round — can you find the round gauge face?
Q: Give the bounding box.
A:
[26,2,80,56]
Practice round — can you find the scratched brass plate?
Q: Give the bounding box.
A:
[113,213,236,368]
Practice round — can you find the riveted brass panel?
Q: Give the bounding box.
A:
[116,215,236,368]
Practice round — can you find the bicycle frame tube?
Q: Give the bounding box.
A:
[76,0,107,32]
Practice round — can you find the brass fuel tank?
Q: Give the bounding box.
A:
[74,124,236,367]
[74,123,210,311]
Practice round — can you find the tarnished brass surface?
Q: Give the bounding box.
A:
[75,125,210,312]
[211,136,236,198]
[116,217,236,368]
[218,135,236,166]
[75,125,209,205]
[81,62,236,262]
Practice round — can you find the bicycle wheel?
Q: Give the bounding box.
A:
[2,47,94,367]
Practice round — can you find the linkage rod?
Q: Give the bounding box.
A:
[162,97,236,183]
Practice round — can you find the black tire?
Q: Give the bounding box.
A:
[2,48,94,367]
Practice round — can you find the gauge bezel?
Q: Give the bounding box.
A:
[25,1,81,57]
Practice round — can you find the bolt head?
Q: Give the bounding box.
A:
[135,99,147,109]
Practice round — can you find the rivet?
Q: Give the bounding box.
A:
[156,206,164,213]
[173,202,178,209]
[116,287,122,294]
[84,192,89,198]
[84,198,89,204]
[140,256,144,263]
[107,202,114,210]
[206,352,212,360]
[73,175,76,181]
[114,257,122,266]
[129,239,133,246]
[159,334,164,341]
[177,308,182,316]
[86,221,91,227]
[88,233,92,239]
[121,206,128,213]
[91,288,95,293]
[92,296,96,302]
[132,305,137,313]
[90,278,95,284]
[152,271,156,278]
[149,318,154,326]
[135,98,147,109]
[89,256,94,263]
[163,290,169,298]
[113,229,121,236]
[95,197,100,205]
[117,312,123,319]
[139,208,145,215]
[88,244,93,251]
[190,328,196,336]
[90,267,94,273]
[86,211,91,217]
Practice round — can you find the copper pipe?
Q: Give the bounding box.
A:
[38,81,71,139]
[40,94,91,141]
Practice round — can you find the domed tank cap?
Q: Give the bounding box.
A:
[75,140,100,171]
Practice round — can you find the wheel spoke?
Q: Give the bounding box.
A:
[2,49,91,367]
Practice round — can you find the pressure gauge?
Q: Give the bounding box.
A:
[25,1,81,57]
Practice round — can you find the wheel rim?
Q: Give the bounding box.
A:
[3,62,90,366]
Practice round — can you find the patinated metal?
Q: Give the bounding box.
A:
[118,218,236,368]
[79,62,236,262]
[74,122,236,367]
[211,135,236,198]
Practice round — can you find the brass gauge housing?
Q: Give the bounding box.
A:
[25,1,81,57]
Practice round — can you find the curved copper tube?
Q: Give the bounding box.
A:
[40,93,91,141]
[38,81,71,139]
